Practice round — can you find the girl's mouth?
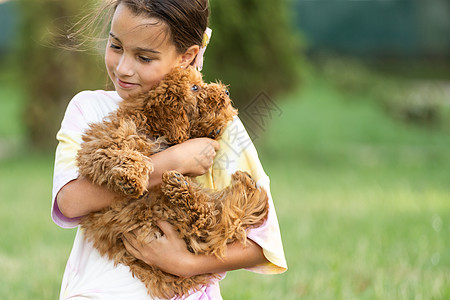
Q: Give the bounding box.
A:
[117,78,138,89]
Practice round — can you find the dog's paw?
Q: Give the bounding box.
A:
[232,171,257,189]
[117,179,140,197]
[110,166,148,198]
[161,170,190,194]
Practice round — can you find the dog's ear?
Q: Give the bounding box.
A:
[144,68,193,144]
[191,82,238,140]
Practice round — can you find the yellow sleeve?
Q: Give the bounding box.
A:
[197,116,287,274]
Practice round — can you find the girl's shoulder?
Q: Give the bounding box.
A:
[70,90,122,111]
[66,90,122,124]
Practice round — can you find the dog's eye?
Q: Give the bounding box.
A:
[191,85,199,92]
[224,90,230,96]
[208,129,221,139]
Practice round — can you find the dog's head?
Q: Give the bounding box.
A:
[142,66,237,144]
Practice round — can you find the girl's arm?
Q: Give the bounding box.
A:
[56,138,219,219]
[123,220,269,278]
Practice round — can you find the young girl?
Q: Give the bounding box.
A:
[52,0,287,299]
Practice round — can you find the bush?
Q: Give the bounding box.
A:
[17,0,107,150]
[203,0,303,112]
[314,54,379,95]
[377,80,449,126]
[314,55,450,128]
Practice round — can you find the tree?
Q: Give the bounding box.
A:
[17,0,107,150]
[203,0,302,118]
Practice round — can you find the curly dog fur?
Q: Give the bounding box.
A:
[76,66,269,299]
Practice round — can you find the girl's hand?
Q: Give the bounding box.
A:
[122,220,196,278]
[170,138,220,177]
[147,138,220,188]
[122,221,269,278]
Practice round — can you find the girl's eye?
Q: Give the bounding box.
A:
[109,42,121,51]
[191,85,199,92]
[139,56,152,63]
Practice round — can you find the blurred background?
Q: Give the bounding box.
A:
[0,0,449,299]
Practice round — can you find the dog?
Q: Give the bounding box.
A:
[76,66,269,298]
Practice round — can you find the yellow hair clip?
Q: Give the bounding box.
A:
[202,29,211,48]
[193,27,212,71]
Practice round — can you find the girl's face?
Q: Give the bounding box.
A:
[105,3,184,100]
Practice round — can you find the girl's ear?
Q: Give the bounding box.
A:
[180,45,200,68]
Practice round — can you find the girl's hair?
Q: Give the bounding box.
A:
[117,0,209,53]
[67,0,209,54]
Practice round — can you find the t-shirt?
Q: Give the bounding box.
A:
[52,90,287,299]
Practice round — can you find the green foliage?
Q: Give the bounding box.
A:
[16,0,107,150]
[377,80,449,127]
[0,70,25,140]
[315,54,378,95]
[314,55,450,128]
[203,0,303,111]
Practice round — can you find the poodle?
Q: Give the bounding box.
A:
[76,66,269,299]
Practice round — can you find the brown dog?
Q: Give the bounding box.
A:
[76,66,269,298]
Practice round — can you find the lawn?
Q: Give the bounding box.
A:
[0,71,449,299]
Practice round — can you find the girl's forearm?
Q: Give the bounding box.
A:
[57,151,178,219]
[56,176,120,219]
[56,138,217,219]
[185,239,268,277]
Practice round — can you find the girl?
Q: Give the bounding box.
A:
[52,0,287,299]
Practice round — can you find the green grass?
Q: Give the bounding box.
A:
[221,75,450,299]
[0,70,25,140]
[0,73,449,299]
[0,154,76,300]
[0,68,26,157]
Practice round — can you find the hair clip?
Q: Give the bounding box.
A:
[192,27,212,71]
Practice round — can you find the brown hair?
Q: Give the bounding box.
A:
[116,0,209,53]
[64,0,209,53]
[66,0,209,54]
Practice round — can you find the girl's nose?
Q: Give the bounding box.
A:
[116,55,135,77]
